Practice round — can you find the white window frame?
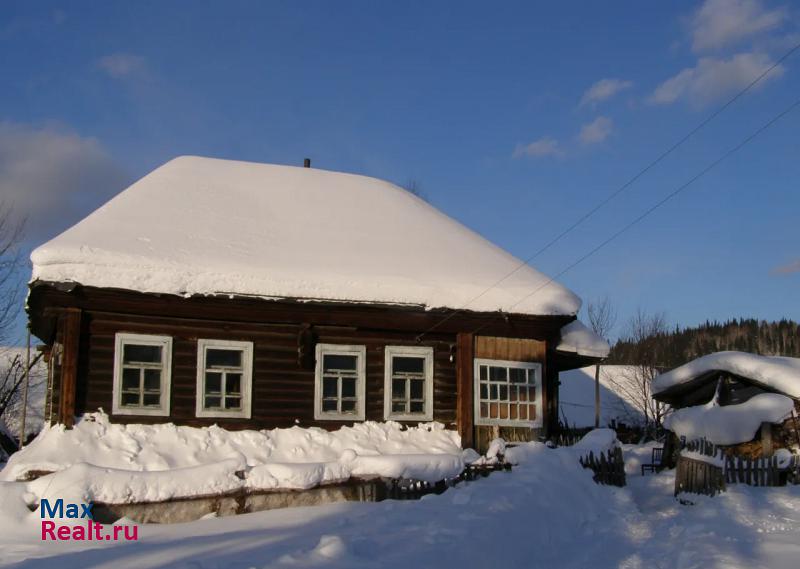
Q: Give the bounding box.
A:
[383,346,434,421]
[314,344,366,421]
[195,339,253,419]
[473,358,542,428]
[112,333,172,417]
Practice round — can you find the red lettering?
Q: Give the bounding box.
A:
[123,525,138,541]
[57,526,71,540]
[113,525,122,540]
[93,521,103,541]
[41,521,56,540]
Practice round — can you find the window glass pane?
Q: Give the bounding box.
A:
[143,393,161,407]
[510,368,527,384]
[479,384,488,400]
[322,399,337,412]
[392,379,406,399]
[490,384,498,400]
[528,404,537,420]
[510,405,518,420]
[341,378,356,398]
[205,396,222,409]
[323,354,357,372]
[409,401,424,414]
[123,344,161,364]
[206,348,242,369]
[143,369,161,392]
[509,387,518,402]
[340,400,356,413]
[479,365,488,381]
[392,401,406,413]
[489,403,498,418]
[206,372,222,395]
[489,366,507,381]
[409,379,424,400]
[121,393,139,407]
[519,405,528,420]
[226,373,242,395]
[225,396,242,410]
[498,385,508,401]
[499,404,509,419]
[122,368,140,391]
[322,378,337,398]
[393,356,424,374]
[480,402,488,418]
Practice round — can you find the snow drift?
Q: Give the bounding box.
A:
[2,413,464,503]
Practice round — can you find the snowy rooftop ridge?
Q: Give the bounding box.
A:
[30,156,581,316]
[652,351,800,399]
[555,320,610,358]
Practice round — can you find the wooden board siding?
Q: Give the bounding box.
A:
[75,311,458,430]
[474,336,545,362]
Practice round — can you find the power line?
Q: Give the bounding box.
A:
[415,40,800,341]
[470,92,800,336]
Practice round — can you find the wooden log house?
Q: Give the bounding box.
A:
[27,156,607,451]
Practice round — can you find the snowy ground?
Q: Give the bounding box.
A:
[2,442,800,568]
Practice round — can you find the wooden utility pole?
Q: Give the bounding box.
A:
[594,363,601,429]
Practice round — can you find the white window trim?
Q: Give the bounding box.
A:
[383,346,434,421]
[195,339,253,419]
[314,344,366,421]
[112,333,172,417]
[473,358,543,428]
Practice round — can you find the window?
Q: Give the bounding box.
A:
[474,359,542,427]
[314,344,366,421]
[384,346,433,421]
[196,339,253,419]
[112,333,172,416]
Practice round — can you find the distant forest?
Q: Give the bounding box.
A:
[608,318,800,369]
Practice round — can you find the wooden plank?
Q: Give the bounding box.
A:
[456,332,474,449]
[58,308,82,428]
[474,336,545,362]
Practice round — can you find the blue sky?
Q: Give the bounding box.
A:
[1,0,799,343]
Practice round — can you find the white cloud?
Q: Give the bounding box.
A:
[578,117,614,145]
[579,78,633,107]
[648,52,783,107]
[0,122,129,243]
[512,137,563,159]
[691,0,787,53]
[96,53,148,79]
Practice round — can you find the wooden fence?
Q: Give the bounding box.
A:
[579,447,626,487]
[676,438,800,496]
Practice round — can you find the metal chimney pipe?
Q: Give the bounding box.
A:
[303,158,311,168]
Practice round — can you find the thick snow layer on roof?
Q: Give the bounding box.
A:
[652,351,800,398]
[559,365,646,428]
[664,393,794,446]
[556,320,610,358]
[30,156,581,316]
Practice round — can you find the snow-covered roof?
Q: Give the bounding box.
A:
[30,156,581,316]
[664,393,794,446]
[555,320,610,358]
[559,365,646,428]
[652,351,800,399]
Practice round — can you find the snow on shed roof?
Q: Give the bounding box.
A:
[555,320,610,358]
[652,351,800,399]
[30,156,581,316]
